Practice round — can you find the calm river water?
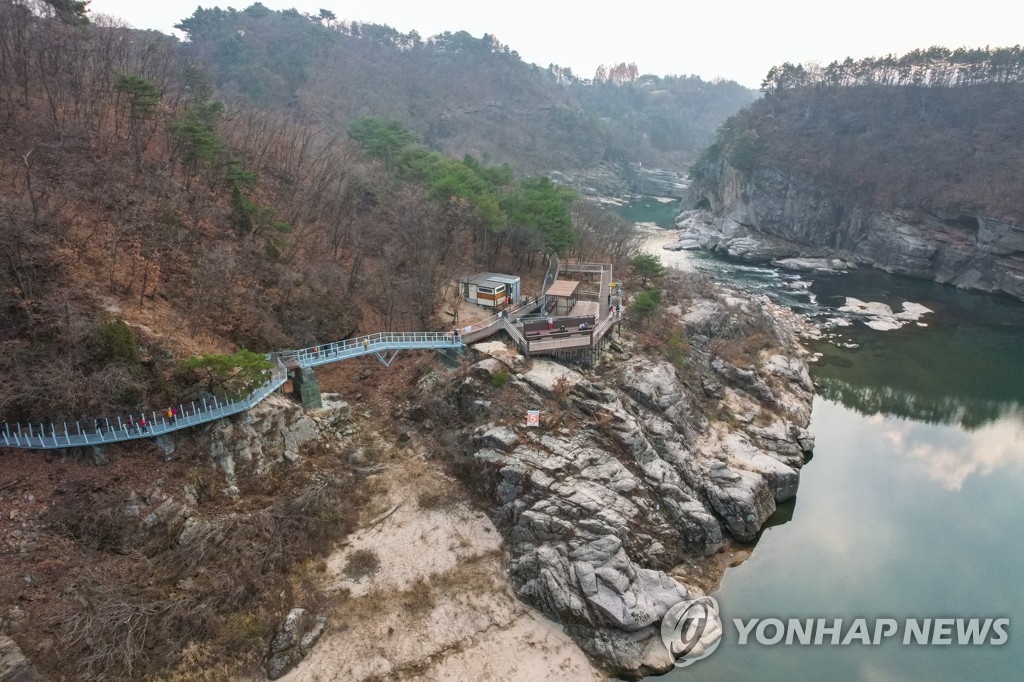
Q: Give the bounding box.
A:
[623,202,1024,680]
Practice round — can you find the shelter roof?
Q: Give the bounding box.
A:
[459,272,519,287]
[546,280,580,298]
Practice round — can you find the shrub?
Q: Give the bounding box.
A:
[665,328,689,369]
[630,289,661,320]
[491,370,509,388]
[552,375,573,405]
[343,549,381,581]
[91,316,139,365]
[418,489,456,510]
[401,577,435,615]
[629,253,666,286]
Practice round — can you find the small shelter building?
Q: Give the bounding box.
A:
[459,272,521,308]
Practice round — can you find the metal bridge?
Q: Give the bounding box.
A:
[2,332,463,451]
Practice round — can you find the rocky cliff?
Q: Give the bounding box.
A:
[446,277,815,677]
[682,162,1024,301]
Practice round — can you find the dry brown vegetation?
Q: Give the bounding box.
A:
[342,548,381,581]
[0,4,645,426]
[37,462,359,679]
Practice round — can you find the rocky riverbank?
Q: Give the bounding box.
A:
[440,272,815,677]
[679,163,1024,302]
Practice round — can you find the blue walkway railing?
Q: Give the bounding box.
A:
[282,331,463,369]
[1,258,618,451]
[2,332,462,451]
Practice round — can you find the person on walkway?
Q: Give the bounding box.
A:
[173,407,179,421]
[559,324,567,333]
[139,415,147,433]
[94,419,103,435]
[167,408,175,424]
[547,317,553,330]
[127,415,135,432]
[363,338,370,351]
[608,292,612,305]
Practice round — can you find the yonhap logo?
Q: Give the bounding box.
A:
[660,595,723,667]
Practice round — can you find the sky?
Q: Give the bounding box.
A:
[86,0,1024,88]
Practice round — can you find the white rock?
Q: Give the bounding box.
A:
[521,359,584,396]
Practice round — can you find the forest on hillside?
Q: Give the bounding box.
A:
[172,3,755,173]
[0,1,643,427]
[690,48,1024,220]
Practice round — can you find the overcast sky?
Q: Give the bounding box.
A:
[86,0,1024,88]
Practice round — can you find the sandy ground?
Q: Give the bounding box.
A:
[280,456,602,682]
[450,296,503,330]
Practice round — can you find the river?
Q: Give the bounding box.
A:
[620,201,1024,680]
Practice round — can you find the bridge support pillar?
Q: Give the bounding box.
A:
[435,346,466,371]
[291,367,323,409]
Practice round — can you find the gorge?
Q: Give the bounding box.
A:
[680,74,1024,302]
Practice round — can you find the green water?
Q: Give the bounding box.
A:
[624,210,1024,679]
[664,265,1024,679]
[612,196,680,229]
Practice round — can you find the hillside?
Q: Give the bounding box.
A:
[0,4,630,678]
[683,47,1024,301]
[173,4,755,178]
[0,3,653,425]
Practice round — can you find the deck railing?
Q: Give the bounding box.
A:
[2,358,288,450]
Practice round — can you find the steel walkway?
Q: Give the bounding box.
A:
[2,332,462,451]
[1,258,621,451]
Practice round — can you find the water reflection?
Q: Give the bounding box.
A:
[679,398,1024,682]
[876,410,1024,491]
[816,376,1024,431]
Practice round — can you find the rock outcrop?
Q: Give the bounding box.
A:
[195,393,349,499]
[680,163,1024,302]
[457,291,814,677]
[267,608,328,679]
[0,635,48,682]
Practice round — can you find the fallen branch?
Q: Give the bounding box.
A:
[363,502,401,531]
[0,476,26,493]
